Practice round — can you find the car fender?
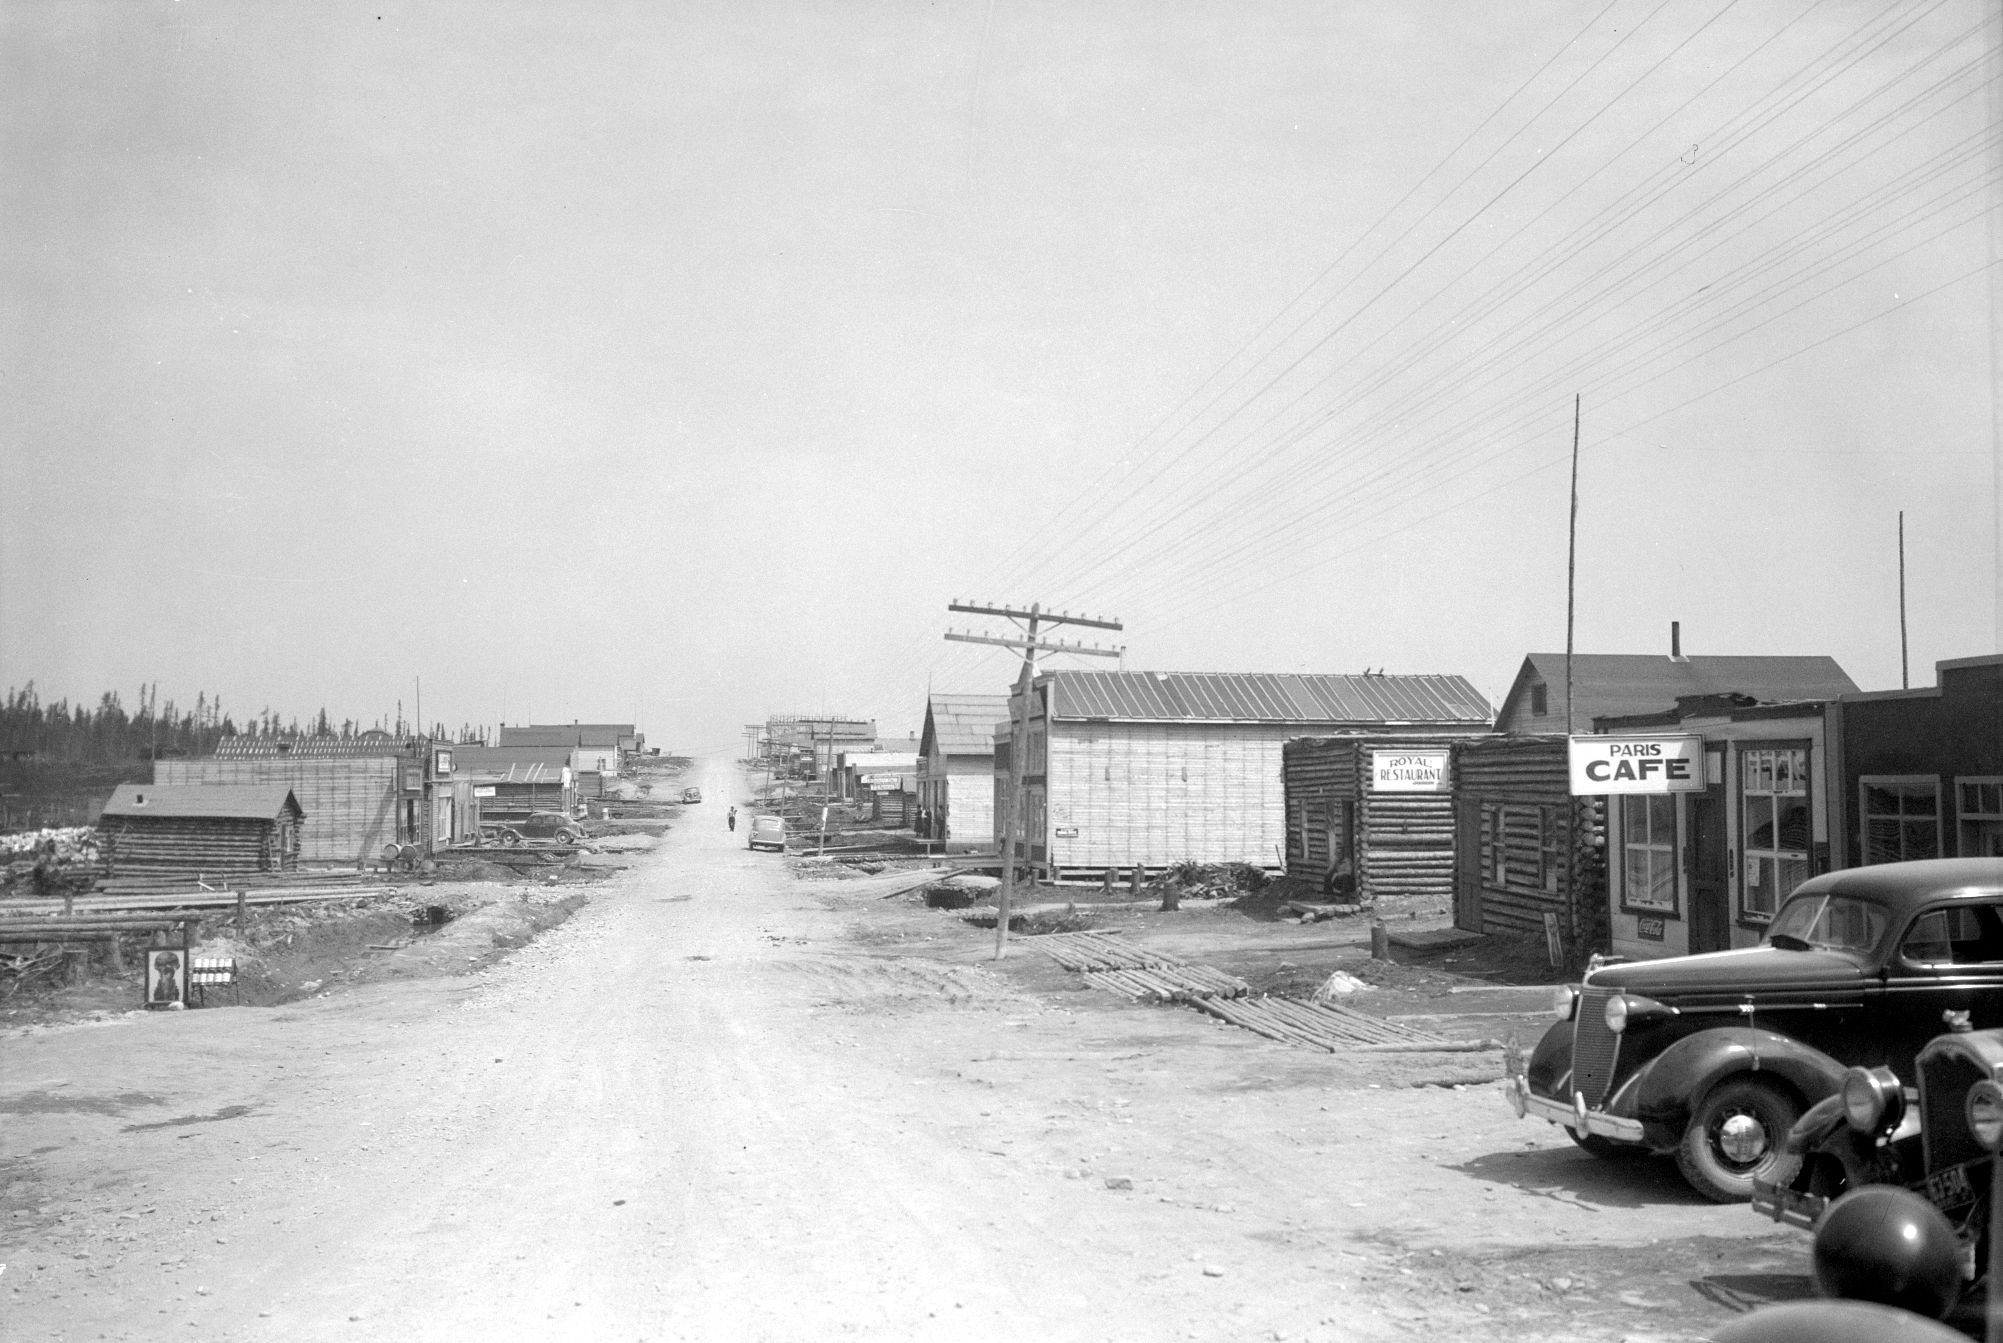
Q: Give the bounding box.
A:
[1629,1026,1847,1131]
[1525,1017,1575,1099]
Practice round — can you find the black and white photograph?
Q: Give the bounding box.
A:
[3,2,2001,1339]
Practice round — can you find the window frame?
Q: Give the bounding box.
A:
[1860,774,1942,867]
[1740,740,1813,925]
[1955,776,2003,858]
[1618,792,1679,916]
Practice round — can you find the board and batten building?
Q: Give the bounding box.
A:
[915,694,1010,849]
[1001,671,1493,880]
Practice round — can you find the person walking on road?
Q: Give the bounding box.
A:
[727,806,737,832]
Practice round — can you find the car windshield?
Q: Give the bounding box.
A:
[1766,893,1889,956]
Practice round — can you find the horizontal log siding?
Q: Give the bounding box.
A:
[1283,735,1461,904]
[1450,735,1607,958]
[1046,722,1288,872]
[98,816,289,876]
[159,757,397,865]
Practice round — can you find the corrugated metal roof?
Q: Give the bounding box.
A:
[214,733,413,758]
[451,746,575,782]
[1508,654,1859,725]
[924,694,1012,755]
[1041,672,1493,725]
[102,783,303,820]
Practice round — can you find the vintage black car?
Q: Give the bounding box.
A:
[1753,1022,2003,1297]
[1505,857,2003,1202]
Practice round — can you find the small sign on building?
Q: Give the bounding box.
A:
[1568,735,1705,795]
[1370,749,1450,793]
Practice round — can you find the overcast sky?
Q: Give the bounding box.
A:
[3,0,1997,754]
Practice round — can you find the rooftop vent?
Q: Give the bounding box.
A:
[1670,621,1689,663]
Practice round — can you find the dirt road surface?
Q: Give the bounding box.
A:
[2,759,1812,1342]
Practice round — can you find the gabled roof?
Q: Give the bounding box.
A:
[214,732,414,759]
[1500,654,1859,726]
[102,783,303,821]
[1038,672,1493,725]
[921,694,1012,756]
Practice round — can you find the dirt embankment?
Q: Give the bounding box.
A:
[0,828,663,1028]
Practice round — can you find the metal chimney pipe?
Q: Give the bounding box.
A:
[1671,621,1682,660]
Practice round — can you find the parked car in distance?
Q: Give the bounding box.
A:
[1753,1021,2003,1305]
[503,811,585,844]
[746,814,785,852]
[1505,857,2003,1202]
[682,787,702,804]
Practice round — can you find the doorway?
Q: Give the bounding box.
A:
[1688,750,1730,953]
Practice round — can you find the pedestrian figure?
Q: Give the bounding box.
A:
[727,806,737,832]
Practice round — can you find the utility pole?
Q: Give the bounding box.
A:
[945,601,1124,959]
[1899,511,1910,690]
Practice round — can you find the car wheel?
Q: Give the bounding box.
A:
[1676,1076,1801,1203]
[1566,1128,1648,1159]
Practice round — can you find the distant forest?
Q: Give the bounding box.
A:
[2,683,488,764]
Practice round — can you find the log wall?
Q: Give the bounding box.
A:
[1450,735,1607,961]
[97,816,293,876]
[1283,735,1464,906]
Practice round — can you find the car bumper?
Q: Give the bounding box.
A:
[1504,1054,1646,1143]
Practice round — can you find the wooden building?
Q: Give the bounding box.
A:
[1448,736,1605,963]
[495,723,637,794]
[1281,731,1488,905]
[1495,643,1856,734]
[1829,653,2003,866]
[1004,671,1493,880]
[98,783,304,877]
[160,734,420,864]
[1589,696,1838,961]
[915,694,1009,849]
[451,745,576,820]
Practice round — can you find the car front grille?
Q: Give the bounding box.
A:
[1921,1048,1988,1173]
[1572,987,1621,1107]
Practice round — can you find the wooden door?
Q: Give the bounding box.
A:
[1453,799,1482,933]
[1689,764,1730,953]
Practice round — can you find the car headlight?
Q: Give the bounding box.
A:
[1552,984,1579,1022]
[1604,994,1629,1034]
[1841,1066,1903,1134]
[1967,1079,2003,1152]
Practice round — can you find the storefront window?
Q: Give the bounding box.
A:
[1622,794,1676,913]
[1957,778,2003,858]
[1743,746,1811,920]
[1862,776,1940,865]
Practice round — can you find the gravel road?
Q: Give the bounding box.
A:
[1,758,1810,1342]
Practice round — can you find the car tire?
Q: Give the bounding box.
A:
[1676,1076,1801,1203]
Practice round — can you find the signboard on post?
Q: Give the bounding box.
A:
[1370,749,1449,793]
[1568,735,1705,795]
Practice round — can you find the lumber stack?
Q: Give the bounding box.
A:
[1034,930,1177,972]
[1190,995,1478,1052]
[1084,965,1248,1001]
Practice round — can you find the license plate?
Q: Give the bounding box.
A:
[1925,1164,1975,1211]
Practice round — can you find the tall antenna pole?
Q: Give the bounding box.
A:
[1899,511,1910,690]
[1565,394,1581,736]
